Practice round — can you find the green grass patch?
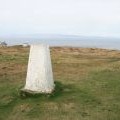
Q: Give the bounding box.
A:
[0,47,120,120]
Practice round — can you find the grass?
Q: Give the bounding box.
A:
[0,46,120,120]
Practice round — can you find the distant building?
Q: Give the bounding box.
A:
[22,43,29,47]
[0,41,7,47]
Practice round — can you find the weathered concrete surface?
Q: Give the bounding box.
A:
[24,44,55,93]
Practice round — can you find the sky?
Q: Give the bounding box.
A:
[0,0,120,38]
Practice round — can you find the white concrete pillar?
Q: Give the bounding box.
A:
[24,44,55,93]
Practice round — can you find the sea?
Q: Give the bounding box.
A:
[1,35,120,50]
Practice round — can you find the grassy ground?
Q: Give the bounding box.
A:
[0,46,120,120]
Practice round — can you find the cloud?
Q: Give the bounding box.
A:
[0,0,120,37]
